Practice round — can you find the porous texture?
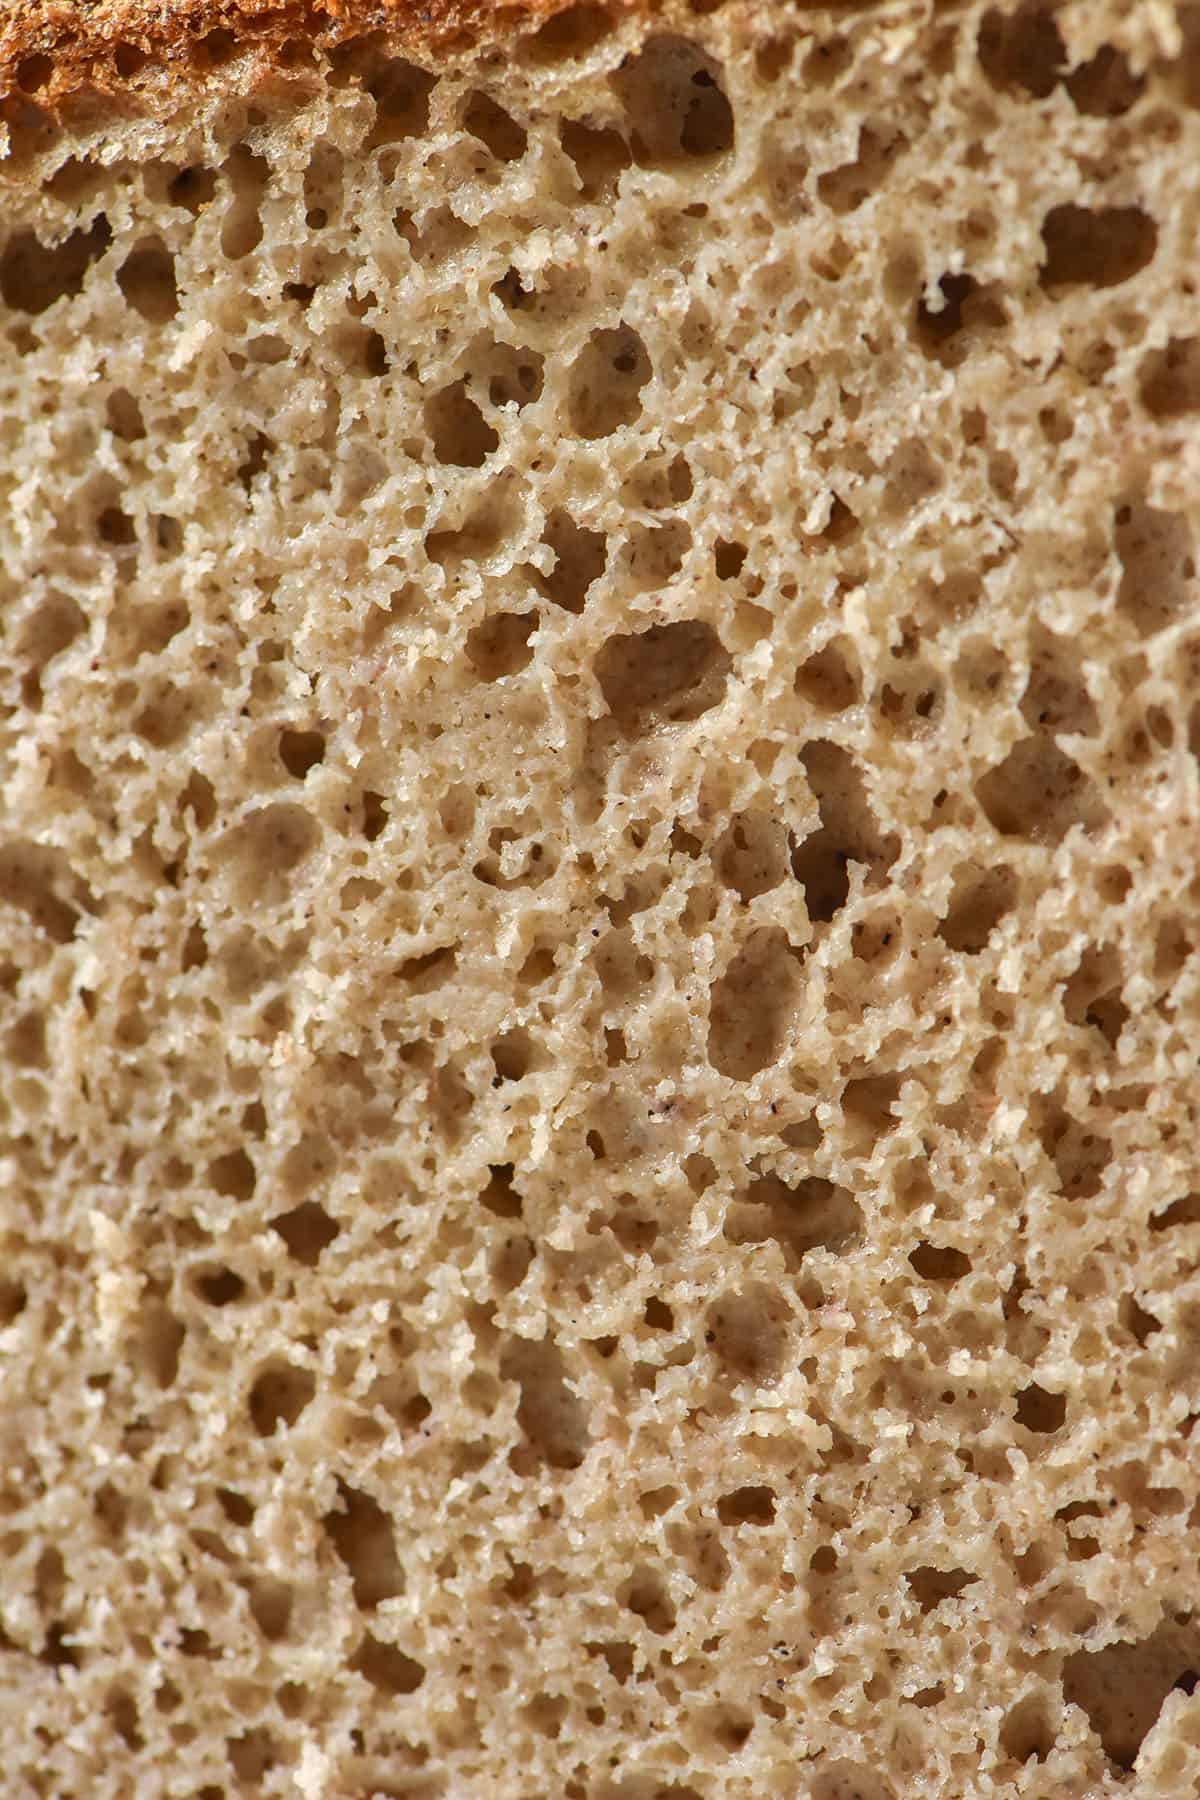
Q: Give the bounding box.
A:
[2,3,1200,1796]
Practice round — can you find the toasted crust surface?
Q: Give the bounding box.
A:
[2,0,627,107]
[0,2,1185,120]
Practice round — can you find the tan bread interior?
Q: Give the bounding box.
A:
[2,2,1200,1795]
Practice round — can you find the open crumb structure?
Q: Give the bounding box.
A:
[1,2,1200,1796]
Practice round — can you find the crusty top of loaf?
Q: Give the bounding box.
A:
[0,1,1183,113]
[3,0,643,108]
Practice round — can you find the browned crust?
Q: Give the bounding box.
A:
[0,0,654,116]
[2,0,1173,128]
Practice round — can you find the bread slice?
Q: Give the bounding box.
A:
[2,2,1199,1794]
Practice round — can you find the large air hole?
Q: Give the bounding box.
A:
[0,839,90,943]
[367,59,437,147]
[977,3,1066,97]
[794,640,860,712]
[706,1282,789,1386]
[18,592,84,705]
[527,3,613,62]
[914,273,1006,367]
[568,324,652,438]
[1040,204,1158,289]
[192,1266,245,1307]
[425,381,499,466]
[535,510,607,613]
[247,1578,292,1641]
[907,1566,978,1613]
[559,120,631,199]
[1000,1692,1059,1764]
[501,1336,591,1470]
[1066,45,1144,115]
[1022,626,1098,734]
[810,1765,896,1800]
[351,1634,426,1694]
[717,1485,776,1527]
[975,738,1107,845]
[271,1201,339,1267]
[1062,944,1128,1047]
[168,165,217,213]
[714,810,790,901]
[725,1173,862,1262]
[323,1482,405,1607]
[220,146,268,259]
[1152,1192,1200,1232]
[708,928,800,1080]
[278,728,325,780]
[0,216,111,313]
[817,125,905,214]
[299,142,341,231]
[1035,1098,1112,1199]
[882,437,944,516]
[595,619,730,730]
[1015,1382,1066,1433]
[621,1565,676,1636]
[464,91,527,162]
[611,34,734,166]
[937,863,1017,952]
[1114,500,1196,637]
[1063,1618,1200,1769]
[214,804,319,906]
[619,519,690,591]
[1139,337,1200,417]
[479,339,544,409]
[466,611,537,680]
[248,1361,315,1435]
[208,1144,255,1202]
[909,1242,972,1281]
[116,238,178,323]
[137,1304,184,1389]
[791,742,898,922]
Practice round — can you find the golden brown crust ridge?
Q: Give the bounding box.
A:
[3,3,1184,126]
[0,0,644,111]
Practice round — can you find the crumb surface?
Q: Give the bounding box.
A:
[2,3,1200,1796]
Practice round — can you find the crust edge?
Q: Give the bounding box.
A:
[0,0,652,120]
